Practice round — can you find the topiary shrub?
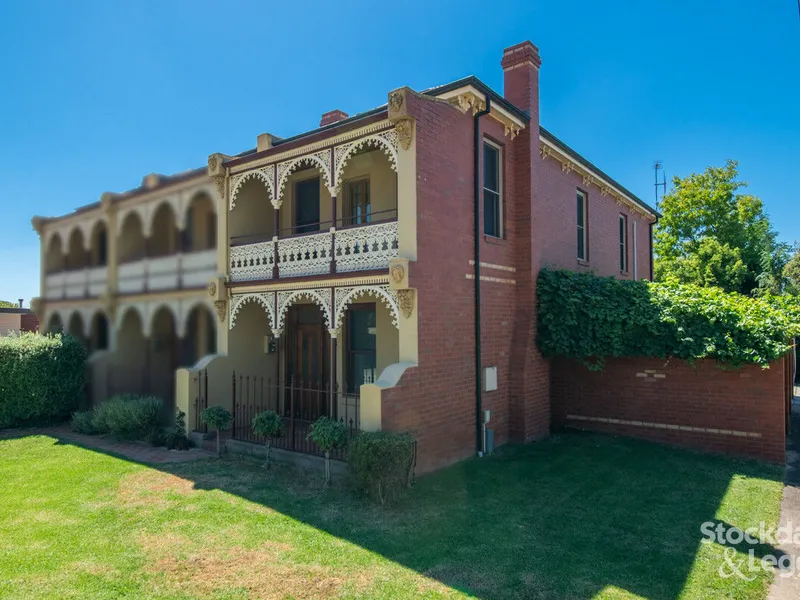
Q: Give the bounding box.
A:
[164,409,192,450]
[251,410,284,469]
[348,431,415,505]
[200,405,232,456]
[91,394,163,440]
[71,410,99,435]
[308,416,349,485]
[0,332,86,429]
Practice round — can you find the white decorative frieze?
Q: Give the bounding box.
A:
[275,150,332,203]
[229,292,276,330]
[333,284,399,332]
[275,288,332,331]
[332,131,399,191]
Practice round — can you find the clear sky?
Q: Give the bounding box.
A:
[1,0,797,305]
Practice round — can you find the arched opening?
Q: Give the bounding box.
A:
[89,311,110,352]
[184,193,217,252]
[278,164,330,236]
[45,234,64,274]
[66,228,87,271]
[230,177,274,243]
[149,203,179,257]
[46,313,63,334]
[181,304,216,366]
[111,308,147,397]
[119,212,145,263]
[89,221,108,267]
[67,312,86,343]
[336,145,398,227]
[149,306,178,413]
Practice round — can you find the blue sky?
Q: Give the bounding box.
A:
[1,0,798,304]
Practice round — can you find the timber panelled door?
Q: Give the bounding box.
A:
[286,304,329,413]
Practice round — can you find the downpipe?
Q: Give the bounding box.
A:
[473,97,491,457]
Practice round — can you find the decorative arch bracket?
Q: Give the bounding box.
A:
[229,292,277,330]
[275,288,332,331]
[333,284,399,333]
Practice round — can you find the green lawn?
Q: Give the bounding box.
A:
[0,431,784,600]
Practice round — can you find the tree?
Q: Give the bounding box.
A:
[251,410,284,469]
[0,301,18,308]
[785,248,800,295]
[654,160,778,295]
[199,405,232,456]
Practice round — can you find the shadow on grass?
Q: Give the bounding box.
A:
[3,427,786,599]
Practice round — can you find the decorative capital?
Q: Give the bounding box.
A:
[394,118,414,151]
[388,88,409,119]
[214,300,227,323]
[388,257,409,289]
[207,153,226,177]
[328,328,339,339]
[207,281,217,298]
[396,289,415,319]
[271,328,283,338]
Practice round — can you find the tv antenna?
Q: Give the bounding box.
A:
[653,161,667,209]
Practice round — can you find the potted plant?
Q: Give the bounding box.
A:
[251,410,284,469]
[308,416,349,485]
[199,405,232,456]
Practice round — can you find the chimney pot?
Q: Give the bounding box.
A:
[320,109,349,128]
[18,298,23,308]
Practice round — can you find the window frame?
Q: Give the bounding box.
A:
[619,213,629,273]
[482,139,503,239]
[343,177,371,227]
[577,189,588,261]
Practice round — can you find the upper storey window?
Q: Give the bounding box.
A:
[577,190,588,261]
[483,141,502,238]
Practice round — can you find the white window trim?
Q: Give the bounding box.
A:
[577,189,588,261]
[483,139,503,239]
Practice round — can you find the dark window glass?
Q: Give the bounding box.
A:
[577,192,587,260]
[294,178,320,234]
[346,179,371,226]
[619,215,628,271]
[346,307,376,394]
[483,143,501,237]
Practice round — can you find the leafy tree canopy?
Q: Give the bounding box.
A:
[654,160,783,295]
[0,300,19,308]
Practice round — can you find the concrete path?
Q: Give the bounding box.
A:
[1,425,216,464]
[769,387,800,599]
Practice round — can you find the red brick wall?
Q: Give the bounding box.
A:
[536,155,655,280]
[551,356,789,463]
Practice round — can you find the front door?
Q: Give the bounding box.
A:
[286,305,329,419]
[294,177,320,234]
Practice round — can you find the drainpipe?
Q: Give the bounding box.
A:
[473,97,491,456]
[648,215,658,281]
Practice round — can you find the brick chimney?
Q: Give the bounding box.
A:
[501,41,541,120]
[320,109,348,127]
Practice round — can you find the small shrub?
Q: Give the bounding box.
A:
[0,332,86,428]
[252,410,284,469]
[91,394,163,440]
[200,405,231,456]
[164,409,192,450]
[308,416,349,485]
[71,410,99,435]
[349,431,415,505]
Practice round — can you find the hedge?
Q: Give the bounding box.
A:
[349,431,415,505]
[0,333,87,428]
[537,269,800,370]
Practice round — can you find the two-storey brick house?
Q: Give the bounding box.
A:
[33,40,657,472]
[176,40,658,472]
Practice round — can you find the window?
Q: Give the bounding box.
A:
[294,177,321,234]
[345,178,371,226]
[619,214,628,272]
[483,141,502,238]
[345,305,376,394]
[577,190,588,260]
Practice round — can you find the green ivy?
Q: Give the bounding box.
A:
[0,333,86,428]
[536,269,800,370]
